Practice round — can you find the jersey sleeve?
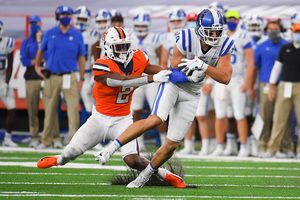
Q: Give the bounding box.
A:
[90,29,100,45]
[6,37,15,54]
[175,29,193,56]
[93,58,110,77]
[218,36,235,57]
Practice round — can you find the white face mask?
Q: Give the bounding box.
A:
[293,33,300,43]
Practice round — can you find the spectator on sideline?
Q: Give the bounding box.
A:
[0,20,17,147]
[252,20,293,158]
[265,23,300,159]
[20,15,61,148]
[35,5,86,149]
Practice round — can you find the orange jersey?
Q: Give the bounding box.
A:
[92,49,150,117]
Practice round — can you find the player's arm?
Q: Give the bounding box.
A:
[6,52,13,83]
[93,40,100,60]
[144,64,165,75]
[241,47,255,92]
[95,69,171,87]
[170,44,186,69]
[205,54,232,85]
[35,49,46,79]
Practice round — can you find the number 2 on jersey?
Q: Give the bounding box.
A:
[116,86,134,104]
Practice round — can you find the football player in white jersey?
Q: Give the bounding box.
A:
[95,8,234,188]
[74,6,102,150]
[95,9,112,59]
[73,6,99,114]
[243,14,265,156]
[212,10,254,157]
[0,20,18,147]
[130,11,164,151]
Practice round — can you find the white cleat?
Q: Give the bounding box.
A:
[126,172,151,188]
[198,147,209,156]
[178,148,195,155]
[210,148,223,156]
[94,150,111,165]
[223,144,238,156]
[238,148,250,157]
[2,137,18,147]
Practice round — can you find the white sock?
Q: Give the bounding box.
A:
[5,132,11,139]
[216,143,224,150]
[184,139,193,150]
[201,139,209,149]
[107,139,122,155]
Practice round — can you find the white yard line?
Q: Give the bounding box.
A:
[0,161,299,171]
[0,193,300,199]
[0,182,299,188]
[1,146,300,163]
[1,172,299,179]
[1,193,300,199]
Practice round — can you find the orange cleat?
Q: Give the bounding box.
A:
[164,173,186,188]
[37,156,58,168]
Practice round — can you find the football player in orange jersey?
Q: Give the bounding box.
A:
[37,27,186,188]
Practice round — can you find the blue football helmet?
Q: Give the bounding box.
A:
[168,8,186,34]
[133,11,151,36]
[208,2,226,18]
[244,14,264,37]
[95,9,112,34]
[73,6,91,31]
[196,8,224,46]
[0,21,4,38]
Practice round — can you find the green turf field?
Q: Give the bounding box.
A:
[0,146,299,199]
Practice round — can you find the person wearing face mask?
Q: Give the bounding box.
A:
[211,10,255,157]
[251,20,295,158]
[34,6,86,149]
[264,23,300,159]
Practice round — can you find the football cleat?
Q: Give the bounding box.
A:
[126,171,151,188]
[164,172,186,188]
[94,150,111,165]
[37,156,59,168]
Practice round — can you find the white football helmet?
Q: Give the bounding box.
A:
[73,6,91,31]
[133,11,151,37]
[196,8,224,46]
[244,14,264,37]
[291,12,300,26]
[102,27,132,66]
[208,2,226,18]
[95,9,112,35]
[0,21,4,38]
[168,8,186,34]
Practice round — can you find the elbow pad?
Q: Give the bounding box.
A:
[106,76,149,87]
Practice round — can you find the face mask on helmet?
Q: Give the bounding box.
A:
[244,15,264,37]
[196,8,224,46]
[169,9,186,34]
[74,6,91,31]
[102,27,133,66]
[133,12,150,37]
[95,9,112,35]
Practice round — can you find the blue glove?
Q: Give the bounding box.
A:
[169,69,189,84]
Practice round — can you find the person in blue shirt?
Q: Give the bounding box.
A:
[20,15,61,149]
[252,20,293,158]
[35,6,86,149]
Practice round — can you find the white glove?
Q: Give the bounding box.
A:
[187,70,206,83]
[179,57,208,76]
[0,82,8,97]
[153,70,172,83]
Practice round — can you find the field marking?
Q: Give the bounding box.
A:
[0,192,300,199]
[0,182,299,188]
[1,172,299,179]
[1,161,299,171]
[1,146,300,163]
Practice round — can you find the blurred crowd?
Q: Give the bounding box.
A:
[0,2,299,159]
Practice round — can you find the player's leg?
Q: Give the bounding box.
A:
[37,109,106,168]
[95,82,179,165]
[2,87,17,147]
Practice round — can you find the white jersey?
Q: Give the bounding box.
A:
[228,27,252,77]
[162,32,176,67]
[0,36,15,77]
[130,32,162,65]
[81,29,99,71]
[176,28,235,95]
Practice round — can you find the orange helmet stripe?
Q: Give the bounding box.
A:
[114,27,126,39]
